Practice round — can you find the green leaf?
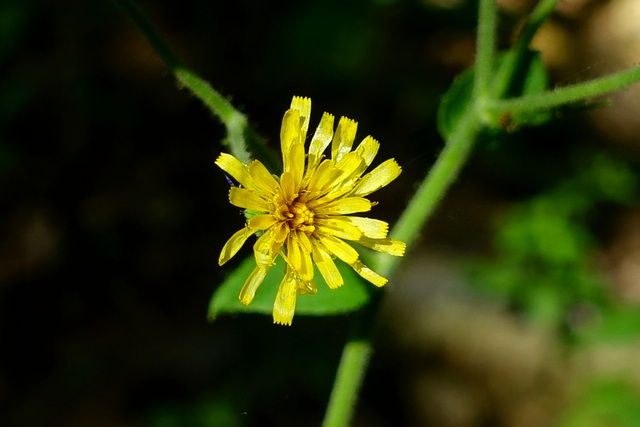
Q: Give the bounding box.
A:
[437,65,475,141]
[208,255,372,321]
[437,49,551,140]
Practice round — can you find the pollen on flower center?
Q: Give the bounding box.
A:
[289,201,315,233]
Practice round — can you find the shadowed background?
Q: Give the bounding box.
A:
[2,0,640,426]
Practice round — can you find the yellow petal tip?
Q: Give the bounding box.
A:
[273,315,293,326]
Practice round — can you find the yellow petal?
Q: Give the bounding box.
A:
[316,218,363,241]
[215,153,257,190]
[307,112,335,172]
[307,159,343,194]
[355,136,380,167]
[350,158,402,197]
[313,197,372,215]
[281,109,300,166]
[253,228,282,267]
[229,187,269,211]
[357,236,406,256]
[286,237,303,273]
[288,142,305,188]
[280,171,297,202]
[295,230,313,253]
[342,216,388,239]
[299,244,314,282]
[273,268,298,326]
[312,243,344,289]
[335,151,366,183]
[274,221,289,243]
[351,259,387,287]
[248,214,278,231]
[239,265,269,305]
[248,160,279,193]
[324,152,366,199]
[331,117,358,162]
[219,227,252,266]
[322,179,360,201]
[290,96,311,142]
[297,278,317,295]
[317,234,359,264]
[285,237,313,281]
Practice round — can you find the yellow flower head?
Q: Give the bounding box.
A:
[216,96,405,325]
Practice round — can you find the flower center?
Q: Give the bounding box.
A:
[289,201,315,234]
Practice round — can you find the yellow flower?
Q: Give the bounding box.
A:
[216,96,405,325]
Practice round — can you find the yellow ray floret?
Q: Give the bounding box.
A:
[216,96,405,325]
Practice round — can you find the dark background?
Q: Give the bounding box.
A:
[3,0,640,426]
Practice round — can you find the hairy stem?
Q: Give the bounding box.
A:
[377,109,483,278]
[489,66,640,115]
[491,0,560,98]
[475,0,498,99]
[321,295,380,427]
[112,0,255,164]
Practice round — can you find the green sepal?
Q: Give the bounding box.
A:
[208,255,372,321]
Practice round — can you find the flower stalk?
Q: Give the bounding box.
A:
[112,0,280,168]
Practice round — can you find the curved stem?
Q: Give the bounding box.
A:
[323,107,483,427]
[321,294,380,427]
[112,0,258,164]
[377,109,483,278]
[322,3,495,425]
[492,0,560,98]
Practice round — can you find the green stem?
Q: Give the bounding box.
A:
[173,68,252,163]
[323,108,483,427]
[322,340,371,427]
[491,0,560,98]
[321,295,380,427]
[323,3,494,424]
[377,108,483,277]
[488,66,640,115]
[474,0,497,99]
[112,0,258,165]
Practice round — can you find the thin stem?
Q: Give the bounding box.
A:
[323,340,371,427]
[491,0,560,98]
[475,0,498,99]
[323,108,483,427]
[173,68,252,164]
[488,66,640,115]
[526,0,561,37]
[321,295,380,427]
[112,0,254,164]
[376,108,483,278]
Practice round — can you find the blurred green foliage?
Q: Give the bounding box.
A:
[559,380,640,427]
[469,150,638,333]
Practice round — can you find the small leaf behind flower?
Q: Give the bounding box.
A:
[437,49,551,139]
[437,65,475,141]
[208,255,371,321]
